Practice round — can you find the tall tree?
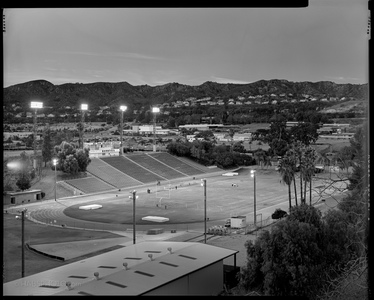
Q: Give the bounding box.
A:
[42,126,54,167]
[289,122,319,146]
[301,147,317,205]
[77,122,84,149]
[16,172,31,191]
[53,141,91,174]
[278,153,295,211]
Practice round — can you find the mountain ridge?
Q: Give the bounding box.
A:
[3,79,368,111]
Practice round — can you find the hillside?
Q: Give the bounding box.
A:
[3,79,368,112]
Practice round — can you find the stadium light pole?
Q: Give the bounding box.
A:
[129,190,138,244]
[16,208,27,277]
[250,169,257,228]
[120,105,127,156]
[53,158,58,201]
[201,179,207,243]
[80,104,88,149]
[152,107,160,152]
[30,101,43,174]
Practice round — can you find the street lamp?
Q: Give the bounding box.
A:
[129,190,138,244]
[80,104,88,149]
[120,105,127,156]
[53,158,58,201]
[15,208,27,277]
[250,169,257,228]
[152,107,160,152]
[30,101,43,174]
[201,179,207,243]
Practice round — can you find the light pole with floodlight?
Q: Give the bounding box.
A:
[201,179,207,243]
[152,107,160,152]
[80,104,88,149]
[53,158,58,201]
[30,101,43,174]
[250,169,257,228]
[120,105,127,156]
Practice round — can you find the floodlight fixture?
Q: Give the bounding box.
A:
[120,105,127,111]
[152,107,160,113]
[81,103,88,110]
[30,101,43,109]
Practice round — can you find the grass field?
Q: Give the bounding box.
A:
[60,167,290,226]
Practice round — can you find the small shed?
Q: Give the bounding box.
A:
[230,216,247,229]
[3,189,42,205]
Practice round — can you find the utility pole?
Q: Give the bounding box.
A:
[120,106,127,156]
[130,190,137,244]
[201,179,207,243]
[251,170,257,228]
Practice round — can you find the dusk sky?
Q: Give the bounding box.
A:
[3,1,369,88]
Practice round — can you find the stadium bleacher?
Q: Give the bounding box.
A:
[62,152,219,195]
[125,153,188,180]
[101,156,165,184]
[148,152,206,176]
[65,177,116,194]
[87,157,142,188]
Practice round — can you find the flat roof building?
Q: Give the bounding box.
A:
[3,189,42,206]
[3,241,238,296]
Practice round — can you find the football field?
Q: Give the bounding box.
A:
[62,168,290,226]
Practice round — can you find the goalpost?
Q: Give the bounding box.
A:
[155,181,171,207]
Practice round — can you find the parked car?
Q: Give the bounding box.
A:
[224,219,231,228]
[271,208,288,220]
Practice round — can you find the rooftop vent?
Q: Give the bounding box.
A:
[94,272,100,280]
[159,261,178,267]
[98,265,117,269]
[134,270,154,277]
[68,275,88,279]
[66,281,73,291]
[39,284,59,289]
[178,254,197,260]
[106,281,127,288]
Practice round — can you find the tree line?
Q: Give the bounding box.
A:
[230,122,369,298]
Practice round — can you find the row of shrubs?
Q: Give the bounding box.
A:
[207,225,230,236]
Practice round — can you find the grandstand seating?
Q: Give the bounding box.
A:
[65,177,115,194]
[61,152,221,195]
[87,157,142,188]
[125,153,188,180]
[101,156,165,184]
[148,152,206,176]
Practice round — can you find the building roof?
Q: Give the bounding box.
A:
[6,189,42,196]
[3,241,238,296]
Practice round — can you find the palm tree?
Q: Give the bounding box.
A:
[302,147,317,205]
[315,149,330,169]
[253,149,266,168]
[293,141,305,204]
[278,153,295,211]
